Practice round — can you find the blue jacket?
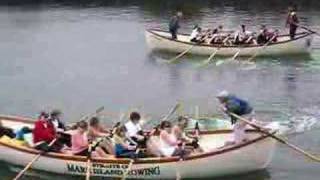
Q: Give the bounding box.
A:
[225,96,253,124]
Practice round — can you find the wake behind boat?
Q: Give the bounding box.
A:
[0,115,279,179]
[145,29,314,57]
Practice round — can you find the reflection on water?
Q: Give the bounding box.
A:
[0,0,320,180]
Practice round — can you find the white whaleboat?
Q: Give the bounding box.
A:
[0,115,280,179]
[145,29,314,57]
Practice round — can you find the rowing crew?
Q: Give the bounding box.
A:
[0,91,265,159]
[0,110,203,159]
[169,6,300,42]
[189,24,279,46]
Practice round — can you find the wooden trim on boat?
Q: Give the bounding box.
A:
[147,29,314,48]
[0,115,276,164]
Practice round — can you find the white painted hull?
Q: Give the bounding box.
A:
[0,115,278,179]
[146,29,314,57]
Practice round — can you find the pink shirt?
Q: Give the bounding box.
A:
[71,130,88,154]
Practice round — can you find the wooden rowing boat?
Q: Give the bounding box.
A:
[0,115,279,179]
[145,29,314,57]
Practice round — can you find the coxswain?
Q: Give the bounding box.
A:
[216,91,254,144]
[169,12,183,39]
[286,6,299,39]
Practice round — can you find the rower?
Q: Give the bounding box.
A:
[49,110,65,132]
[169,11,183,39]
[124,112,147,148]
[216,91,254,144]
[113,125,141,158]
[190,25,202,43]
[257,25,268,45]
[159,121,191,158]
[234,25,254,44]
[172,116,202,153]
[87,117,114,156]
[286,5,299,39]
[71,121,89,156]
[33,111,60,152]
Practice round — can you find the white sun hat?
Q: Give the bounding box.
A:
[216,90,230,98]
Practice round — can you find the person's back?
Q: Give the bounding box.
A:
[33,113,56,144]
[226,96,252,116]
[71,121,89,156]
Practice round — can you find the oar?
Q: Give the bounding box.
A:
[216,48,241,66]
[162,102,182,121]
[167,45,194,64]
[197,48,220,67]
[13,139,57,180]
[66,106,105,129]
[229,112,320,162]
[247,35,277,62]
[85,145,93,180]
[296,24,320,37]
[121,148,140,180]
[83,107,106,180]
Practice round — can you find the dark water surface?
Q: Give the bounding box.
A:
[0,0,320,179]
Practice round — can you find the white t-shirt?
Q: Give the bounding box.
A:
[125,121,142,137]
[190,29,199,40]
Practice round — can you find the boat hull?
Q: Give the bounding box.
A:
[146,29,313,57]
[0,115,278,179]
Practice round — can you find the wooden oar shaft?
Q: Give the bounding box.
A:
[13,139,57,180]
[296,24,320,37]
[168,45,194,63]
[85,159,91,180]
[121,148,140,180]
[162,102,181,121]
[229,112,320,162]
[247,35,276,62]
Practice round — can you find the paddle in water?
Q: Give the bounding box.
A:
[167,45,194,64]
[229,112,320,162]
[216,48,241,66]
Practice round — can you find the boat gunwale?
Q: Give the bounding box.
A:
[146,28,314,48]
[0,115,276,165]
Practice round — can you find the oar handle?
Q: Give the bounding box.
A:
[229,112,320,162]
[13,138,57,180]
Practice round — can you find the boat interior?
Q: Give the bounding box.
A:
[148,29,312,48]
[0,115,275,162]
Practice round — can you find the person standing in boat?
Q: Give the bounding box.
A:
[169,11,183,39]
[216,91,254,144]
[286,6,299,39]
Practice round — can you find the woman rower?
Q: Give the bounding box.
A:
[172,116,203,153]
[71,121,89,156]
[113,125,141,158]
[87,117,114,156]
[159,121,191,158]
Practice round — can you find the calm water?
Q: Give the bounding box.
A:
[0,0,320,179]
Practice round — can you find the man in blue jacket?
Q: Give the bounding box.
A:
[217,91,254,144]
